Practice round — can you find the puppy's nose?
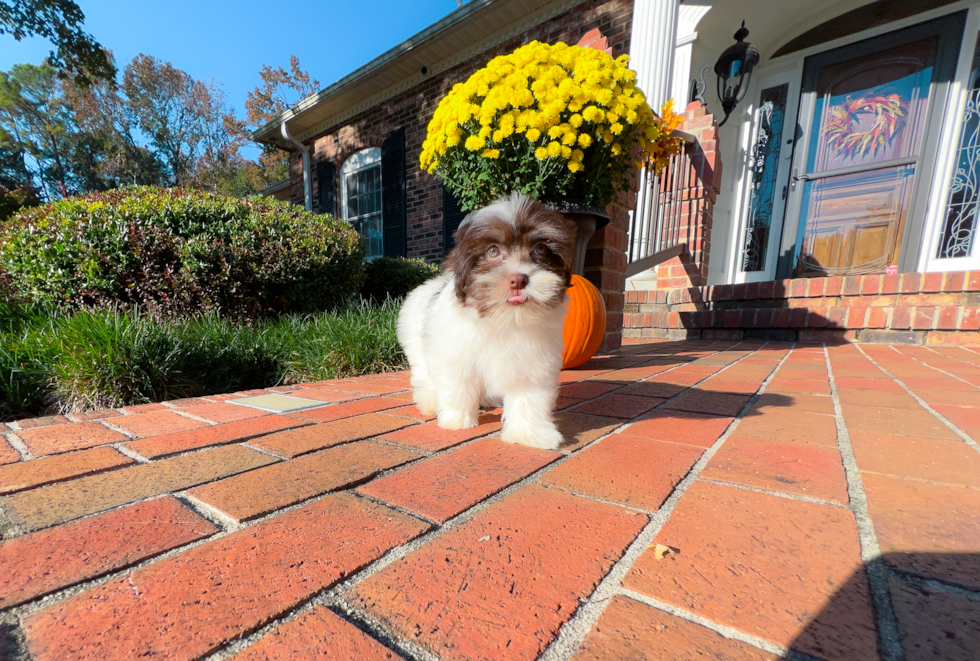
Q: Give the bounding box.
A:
[509,273,529,290]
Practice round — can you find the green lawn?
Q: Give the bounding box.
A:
[0,300,406,420]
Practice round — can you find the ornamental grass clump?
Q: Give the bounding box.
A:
[420,41,682,211]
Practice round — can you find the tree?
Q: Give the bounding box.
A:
[122,54,233,187]
[0,144,40,219]
[231,56,320,187]
[0,0,114,86]
[0,62,74,199]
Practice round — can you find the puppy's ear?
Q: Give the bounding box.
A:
[559,215,577,286]
[445,219,472,301]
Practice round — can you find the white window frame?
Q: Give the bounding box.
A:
[341,147,383,260]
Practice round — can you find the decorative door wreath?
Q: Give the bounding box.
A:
[823,93,908,159]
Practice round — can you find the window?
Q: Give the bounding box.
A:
[341,148,383,259]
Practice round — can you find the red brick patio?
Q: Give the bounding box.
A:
[1,339,979,660]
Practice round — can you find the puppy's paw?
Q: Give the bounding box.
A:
[437,409,479,430]
[501,422,563,451]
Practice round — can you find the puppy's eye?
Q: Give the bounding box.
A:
[486,245,500,258]
[532,243,548,258]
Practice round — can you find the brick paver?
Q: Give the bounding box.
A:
[108,409,209,438]
[358,438,559,522]
[574,595,778,660]
[0,446,135,494]
[377,414,502,452]
[1,444,276,531]
[24,493,428,661]
[188,441,420,522]
[3,338,979,661]
[624,482,878,659]
[230,606,398,660]
[350,485,647,661]
[15,421,128,456]
[122,414,310,459]
[250,412,413,457]
[0,496,216,608]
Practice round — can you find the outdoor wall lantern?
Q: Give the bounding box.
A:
[714,21,760,127]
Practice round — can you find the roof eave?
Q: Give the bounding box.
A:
[251,0,500,147]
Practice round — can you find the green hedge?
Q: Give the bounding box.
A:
[0,300,405,419]
[360,256,439,303]
[0,187,365,318]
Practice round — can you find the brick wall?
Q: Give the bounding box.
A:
[290,0,634,264]
[626,267,980,346]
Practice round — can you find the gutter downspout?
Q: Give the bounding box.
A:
[280,121,312,211]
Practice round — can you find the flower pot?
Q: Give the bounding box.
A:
[546,201,610,277]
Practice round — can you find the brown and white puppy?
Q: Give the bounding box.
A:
[397,192,575,449]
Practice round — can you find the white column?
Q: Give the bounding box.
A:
[630,0,679,112]
[628,0,680,287]
[671,4,713,108]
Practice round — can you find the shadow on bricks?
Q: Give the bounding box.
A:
[790,553,980,660]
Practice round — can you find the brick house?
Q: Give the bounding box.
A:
[254,0,980,347]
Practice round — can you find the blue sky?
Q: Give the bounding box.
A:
[0,0,459,154]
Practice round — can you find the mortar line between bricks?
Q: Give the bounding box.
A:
[697,478,849,509]
[857,344,980,455]
[888,344,980,389]
[824,345,904,661]
[111,442,149,464]
[98,418,137,439]
[887,566,980,602]
[170,410,221,424]
[173,492,242,532]
[922,345,980,369]
[2,432,32,461]
[299,342,774,661]
[351,489,440,527]
[239,441,289,461]
[616,588,822,661]
[536,342,794,661]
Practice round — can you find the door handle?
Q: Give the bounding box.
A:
[790,169,809,192]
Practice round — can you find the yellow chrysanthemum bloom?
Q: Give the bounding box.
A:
[418,40,679,203]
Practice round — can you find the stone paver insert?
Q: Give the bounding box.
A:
[1,338,979,660]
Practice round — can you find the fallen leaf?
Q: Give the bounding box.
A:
[647,543,680,560]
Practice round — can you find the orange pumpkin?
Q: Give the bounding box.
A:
[562,274,606,369]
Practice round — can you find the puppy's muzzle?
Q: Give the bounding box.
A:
[507,273,530,304]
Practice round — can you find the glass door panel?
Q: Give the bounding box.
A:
[797,166,915,275]
[806,39,936,174]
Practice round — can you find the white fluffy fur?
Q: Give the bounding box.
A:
[397,196,568,450]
